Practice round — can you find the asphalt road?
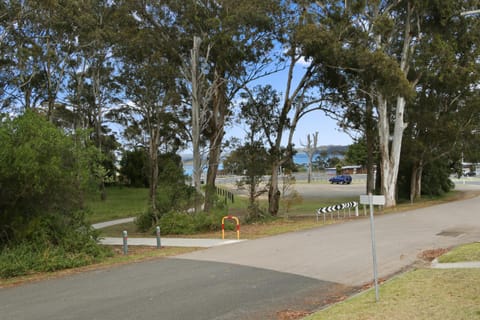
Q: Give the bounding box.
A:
[1,183,480,320]
[0,259,351,320]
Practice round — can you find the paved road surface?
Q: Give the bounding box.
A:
[1,184,480,319]
[177,193,480,286]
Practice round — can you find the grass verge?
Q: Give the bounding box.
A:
[304,268,480,320]
[304,242,480,320]
[438,242,480,263]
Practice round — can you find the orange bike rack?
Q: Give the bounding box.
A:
[221,215,240,240]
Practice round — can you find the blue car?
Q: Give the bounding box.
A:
[329,175,352,184]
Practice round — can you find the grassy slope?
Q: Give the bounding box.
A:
[86,187,149,223]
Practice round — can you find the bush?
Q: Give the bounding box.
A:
[421,160,454,196]
[0,111,101,245]
[136,207,230,235]
[0,241,112,278]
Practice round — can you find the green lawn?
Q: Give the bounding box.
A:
[86,187,149,223]
[304,243,480,320]
[438,243,480,263]
[304,268,480,320]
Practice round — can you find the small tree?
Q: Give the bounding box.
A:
[279,171,302,218]
[224,142,269,221]
[0,111,100,245]
[135,153,198,232]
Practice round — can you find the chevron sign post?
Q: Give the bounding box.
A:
[316,201,359,223]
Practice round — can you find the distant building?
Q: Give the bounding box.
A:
[325,165,366,175]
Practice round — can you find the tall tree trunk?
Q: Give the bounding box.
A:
[410,160,423,203]
[148,131,160,224]
[365,94,375,194]
[204,132,223,212]
[190,36,203,211]
[268,162,281,216]
[374,2,413,207]
[93,69,106,201]
[204,71,226,212]
[377,94,407,207]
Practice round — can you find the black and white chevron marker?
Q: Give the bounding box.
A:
[316,201,359,222]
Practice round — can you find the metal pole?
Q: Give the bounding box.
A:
[156,226,161,249]
[368,193,379,302]
[122,230,128,255]
[461,9,480,16]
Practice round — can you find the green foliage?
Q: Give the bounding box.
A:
[0,210,112,278]
[139,207,229,235]
[0,111,101,245]
[135,152,197,231]
[245,203,267,223]
[344,138,368,166]
[225,142,268,183]
[119,149,149,187]
[421,161,454,197]
[135,184,197,232]
[398,159,454,200]
[0,240,112,278]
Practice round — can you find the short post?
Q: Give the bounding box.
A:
[156,226,161,249]
[221,215,240,240]
[122,230,128,255]
[368,193,379,302]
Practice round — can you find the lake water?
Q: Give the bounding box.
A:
[183,152,316,176]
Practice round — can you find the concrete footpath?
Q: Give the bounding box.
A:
[93,217,245,248]
[100,236,245,247]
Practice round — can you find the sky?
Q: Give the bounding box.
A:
[224,58,355,149]
[225,109,353,148]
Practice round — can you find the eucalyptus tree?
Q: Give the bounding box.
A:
[175,0,280,212]
[254,0,338,216]
[111,2,188,219]
[182,36,213,201]
[1,0,78,118]
[299,1,480,205]
[298,1,469,207]
[400,3,480,201]
[64,0,121,198]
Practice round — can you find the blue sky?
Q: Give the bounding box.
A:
[226,109,353,147]
[225,58,355,148]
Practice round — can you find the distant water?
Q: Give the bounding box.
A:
[184,165,194,176]
[183,153,316,175]
[293,153,319,165]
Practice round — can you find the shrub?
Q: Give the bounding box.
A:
[159,209,230,235]
[0,111,101,245]
[0,241,112,278]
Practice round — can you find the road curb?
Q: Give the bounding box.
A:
[431,258,480,269]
